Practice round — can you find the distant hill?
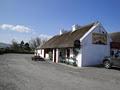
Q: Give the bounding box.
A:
[0,42,11,49]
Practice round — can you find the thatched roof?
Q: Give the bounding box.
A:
[40,23,95,49]
[110,32,120,42]
[110,32,120,49]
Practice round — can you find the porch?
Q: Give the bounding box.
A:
[43,48,80,66]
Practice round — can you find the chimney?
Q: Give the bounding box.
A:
[60,29,64,35]
[60,29,68,35]
[72,24,81,32]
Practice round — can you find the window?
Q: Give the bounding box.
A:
[92,33,107,45]
[74,40,81,48]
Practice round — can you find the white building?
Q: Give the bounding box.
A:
[37,22,110,67]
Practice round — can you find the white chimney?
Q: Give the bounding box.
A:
[60,29,68,35]
[60,29,63,35]
[72,24,81,32]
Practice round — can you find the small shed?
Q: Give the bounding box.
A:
[110,32,120,55]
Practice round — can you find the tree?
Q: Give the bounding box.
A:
[29,39,37,50]
[29,37,48,50]
[20,40,24,48]
[24,42,31,51]
[11,39,19,51]
[36,37,41,46]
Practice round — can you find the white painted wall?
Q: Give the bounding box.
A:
[76,49,82,67]
[34,50,37,56]
[37,49,41,56]
[70,48,74,57]
[52,49,55,62]
[37,49,44,58]
[79,23,110,67]
[45,53,49,59]
[41,49,44,58]
[56,49,59,63]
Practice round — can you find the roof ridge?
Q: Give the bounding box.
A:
[70,22,96,34]
[77,21,98,29]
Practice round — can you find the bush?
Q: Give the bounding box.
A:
[0,48,5,54]
[0,48,34,54]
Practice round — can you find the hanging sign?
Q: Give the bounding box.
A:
[92,33,107,45]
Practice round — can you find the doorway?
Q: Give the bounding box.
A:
[54,49,56,63]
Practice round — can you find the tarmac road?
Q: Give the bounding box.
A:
[0,54,120,90]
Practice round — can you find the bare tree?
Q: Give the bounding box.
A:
[29,37,47,50]
[29,39,37,50]
[11,39,19,50]
[36,37,41,46]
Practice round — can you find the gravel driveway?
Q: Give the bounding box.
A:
[0,54,120,90]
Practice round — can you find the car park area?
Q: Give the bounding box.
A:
[103,50,120,69]
[0,54,120,90]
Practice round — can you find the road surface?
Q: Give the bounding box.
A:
[0,54,120,90]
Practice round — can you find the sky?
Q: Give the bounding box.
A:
[0,0,120,43]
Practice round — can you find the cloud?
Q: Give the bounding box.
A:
[39,34,52,39]
[0,24,31,33]
[31,31,52,40]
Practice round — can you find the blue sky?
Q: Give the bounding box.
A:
[0,0,120,43]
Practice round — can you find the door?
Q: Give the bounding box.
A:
[54,49,56,63]
[66,49,70,58]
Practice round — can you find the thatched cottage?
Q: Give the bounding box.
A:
[36,22,110,67]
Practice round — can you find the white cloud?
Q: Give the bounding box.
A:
[39,34,52,39]
[31,31,52,40]
[0,24,31,33]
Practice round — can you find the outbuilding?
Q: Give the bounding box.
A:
[37,22,110,67]
[110,32,120,56]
